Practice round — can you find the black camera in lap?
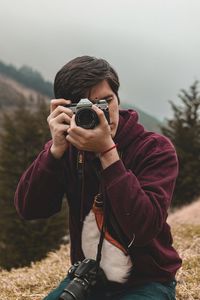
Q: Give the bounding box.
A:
[59,258,108,300]
[64,98,110,129]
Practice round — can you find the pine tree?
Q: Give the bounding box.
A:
[0,99,68,269]
[161,81,200,207]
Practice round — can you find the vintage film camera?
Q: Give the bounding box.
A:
[64,98,110,129]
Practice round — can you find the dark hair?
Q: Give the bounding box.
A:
[54,56,120,103]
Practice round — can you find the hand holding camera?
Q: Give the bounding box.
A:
[48,98,73,159]
[64,98,110,129]
[66,99,114,154]
[48,98,114,157]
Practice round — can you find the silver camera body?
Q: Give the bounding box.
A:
[65,98,110,129]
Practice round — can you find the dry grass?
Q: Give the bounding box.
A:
[0,200,200,300]
[0,246,70,300]
[167,199,200,299]
[171,225,200,300]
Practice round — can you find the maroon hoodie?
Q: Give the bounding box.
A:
[14,109,182,286]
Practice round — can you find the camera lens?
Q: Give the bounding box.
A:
[59,278,88,300]
[75,108,99,129]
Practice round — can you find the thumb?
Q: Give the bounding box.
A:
[92,104,109,125]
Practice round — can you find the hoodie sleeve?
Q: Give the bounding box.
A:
[101,135,178,247]
[14,141,66,220]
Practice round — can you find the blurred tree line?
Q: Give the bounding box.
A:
[0,98,68,270]
[161,81,200,207]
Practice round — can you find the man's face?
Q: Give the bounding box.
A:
[88,80,119,138]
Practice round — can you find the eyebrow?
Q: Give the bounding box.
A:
[94,94,113,101]
[90,94,113,103]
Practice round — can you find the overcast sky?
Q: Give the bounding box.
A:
[0,0,200,120]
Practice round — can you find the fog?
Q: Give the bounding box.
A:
[1,0,200,120]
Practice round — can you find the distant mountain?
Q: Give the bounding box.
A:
[0,74,49,108]
[0,64,51,130]
[121,102,161,133]
[0,61,161,132]
[0,61,53,98]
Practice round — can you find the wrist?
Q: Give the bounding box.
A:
[100,144,118,157]
[50,144,67,159]
[99,144,120,169]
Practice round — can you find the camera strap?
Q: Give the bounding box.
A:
[90,153,131,255]
[77,150,131,271]
[95,182,107,268]
[77,150,85,222]
[77,151,107,270]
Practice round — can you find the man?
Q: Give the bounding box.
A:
[14,56,182,299]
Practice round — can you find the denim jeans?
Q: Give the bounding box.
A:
[43,276,177,300]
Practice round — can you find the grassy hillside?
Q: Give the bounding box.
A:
[0,74,49,108]
[0,75,26,107]
[0,75,50,132]
[0,200,199,300]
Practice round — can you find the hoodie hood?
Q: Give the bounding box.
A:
[114,109,145,150]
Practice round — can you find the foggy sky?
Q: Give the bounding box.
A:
[1,0,200,120]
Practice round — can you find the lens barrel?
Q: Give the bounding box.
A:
[59,278,88,300]
[75,108,99,129]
